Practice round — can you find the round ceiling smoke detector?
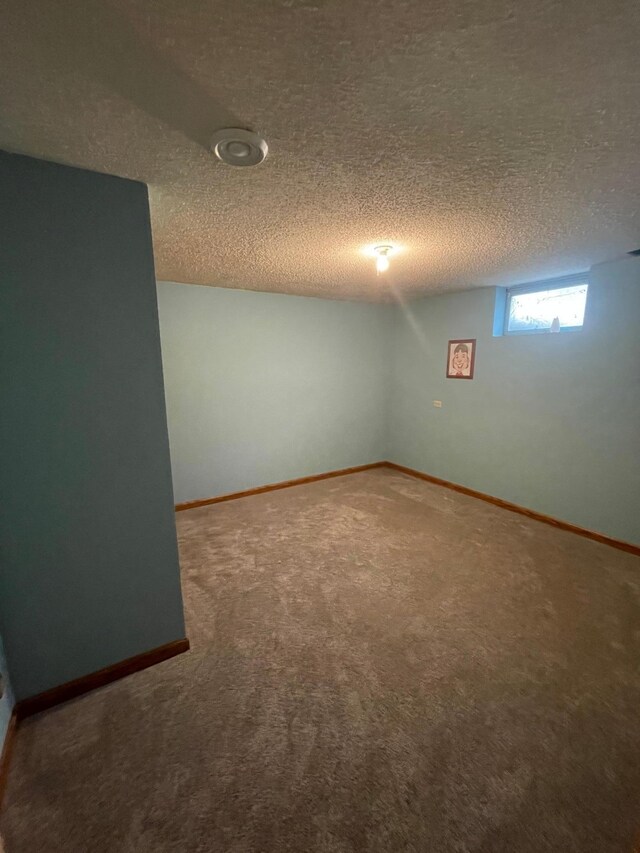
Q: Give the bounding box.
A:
[210,128,268,167]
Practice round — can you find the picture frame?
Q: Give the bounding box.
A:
[446,338,476,379]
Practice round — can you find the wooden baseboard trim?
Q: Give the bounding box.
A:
[175,462,387,511]
[383,461,640,556]
[0,711,18,808]
[175,459,638,555]
[15,638,190,720]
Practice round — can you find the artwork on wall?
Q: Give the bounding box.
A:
[446,338,476,379]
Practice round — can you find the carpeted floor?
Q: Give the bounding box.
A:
[2,468,640,852]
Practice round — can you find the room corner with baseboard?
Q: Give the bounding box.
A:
[1,3,640,851]
[386,257,640,549]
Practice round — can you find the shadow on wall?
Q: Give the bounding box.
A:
[9,0,241,152]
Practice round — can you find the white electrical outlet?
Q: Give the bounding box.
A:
[433,400,442,408]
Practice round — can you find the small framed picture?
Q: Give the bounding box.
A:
[446,339,476,379]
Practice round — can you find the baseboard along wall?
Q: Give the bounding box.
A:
[0,640,189,810]
[382,462,639,557]
[174,462,387,511]
[176,460,640,557]
[2,460,637,808]
[14,639,190,721]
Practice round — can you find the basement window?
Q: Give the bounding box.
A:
[503,274,589,335]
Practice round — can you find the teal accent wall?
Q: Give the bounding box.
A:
[157,283,391,504]
[0,636,15,753]
[0,151,186,701]
[388,255,640,545]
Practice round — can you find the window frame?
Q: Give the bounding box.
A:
[503,273,589,336]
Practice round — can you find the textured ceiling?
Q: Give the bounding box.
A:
[1,0,640,301]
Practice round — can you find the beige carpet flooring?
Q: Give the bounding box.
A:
[2,468,640,852]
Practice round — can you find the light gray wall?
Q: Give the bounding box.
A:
[0,151,186,701]
[388,255,640,545]
[157,283,391,504]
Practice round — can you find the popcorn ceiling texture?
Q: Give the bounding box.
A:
[1,0,639,301]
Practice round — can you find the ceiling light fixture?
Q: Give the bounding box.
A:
[210,128,268,167]
[373,245,393,275]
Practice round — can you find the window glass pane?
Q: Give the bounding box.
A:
[507,283,588,333]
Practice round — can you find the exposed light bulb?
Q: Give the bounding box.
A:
[373,245,393,275]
